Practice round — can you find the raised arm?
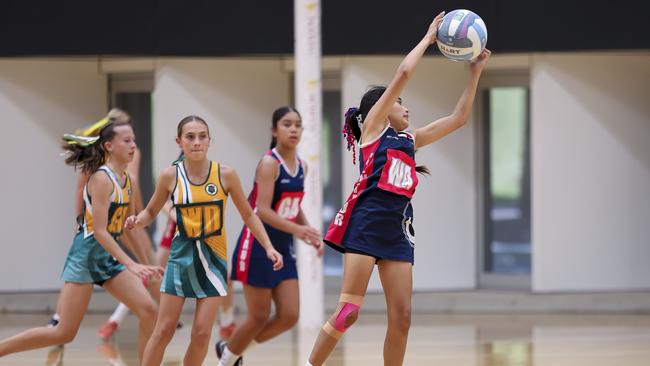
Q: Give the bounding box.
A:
[413,49,491,149]
[221,164,283,271]
[361,11,446,144]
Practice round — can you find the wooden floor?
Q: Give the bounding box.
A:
[1,312,650,365]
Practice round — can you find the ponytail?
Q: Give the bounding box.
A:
[342,107,363,164]
[343,86,429,174]
[62,116,131,174]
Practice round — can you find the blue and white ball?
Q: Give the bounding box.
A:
[436,9,488,61]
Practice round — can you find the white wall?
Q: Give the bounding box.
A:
[341,56,477,291]
[152,59,291,256]
[531,53,650,292]
[3,53,648,295]
[0,60,107,291]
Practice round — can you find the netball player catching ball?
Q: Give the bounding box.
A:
[126,116,283,366]
[305,11,491,366]
[216,107,323,366]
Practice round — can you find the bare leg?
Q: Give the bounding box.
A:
[254,279,299,343]
[141,293,185,366]
[183,297,221,366]
[0,282,92,356]
[220,277,234,313]
[218,277,236,339]
[378,259,412,366]
[224,285,272,354]
[103,270,158,361]
[308,253,375,366]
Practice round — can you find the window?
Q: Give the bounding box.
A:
[478,73,531,289]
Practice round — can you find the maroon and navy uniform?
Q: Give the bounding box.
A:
[232,148,305,288]
[325,125,419,264]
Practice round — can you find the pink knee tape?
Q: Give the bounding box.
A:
[333,302,360,332]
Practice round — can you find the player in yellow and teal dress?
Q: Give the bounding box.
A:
[126,115,284,366]
[0,118,163,363]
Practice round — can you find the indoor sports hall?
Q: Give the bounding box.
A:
[1,1,648,365]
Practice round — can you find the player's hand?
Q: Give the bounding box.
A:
[266,248,284,271]
[469,48,491,74]
[314,238,325,257]
[297,225,321,246]
[426,11,446,44]
[302,225,324,256]
[124,215,140,230]
[126,263,164,282]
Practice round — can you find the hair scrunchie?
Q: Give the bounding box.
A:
[343,107,359,164]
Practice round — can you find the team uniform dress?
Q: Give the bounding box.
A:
[232,148,305,288]
[61,166,131,286]
[325,125,419,264]
[161,160,229,298]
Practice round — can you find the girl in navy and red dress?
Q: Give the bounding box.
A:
[216,107,323,366]
[304,12,491,366]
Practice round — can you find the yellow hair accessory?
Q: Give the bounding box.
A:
[63,134,100,147]
[75,116,109,137]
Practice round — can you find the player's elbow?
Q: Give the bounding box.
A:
[396,64,413,80]
[256,207,274,221]
[93,229,111,244]
[448,113,469,128]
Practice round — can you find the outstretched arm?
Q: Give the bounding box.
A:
[413,49,491,149]
[361,11,446,144]
[222,164,283,271]
[125,166,176,230]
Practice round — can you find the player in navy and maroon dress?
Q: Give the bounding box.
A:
[216,107,323,366]
[305,12,491,366]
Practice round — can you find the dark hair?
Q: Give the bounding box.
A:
[62,120,132,175]
[345,86,386,143]
[270,106,301,149]
[344,86,429,175]
[177,115,210,138]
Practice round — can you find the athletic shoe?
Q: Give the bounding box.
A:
[46,317,59,328]
[215,340,226,359]
[215,340,243,365]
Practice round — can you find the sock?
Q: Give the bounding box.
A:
[219,306,234,327]
[108,358,126,366]
[245,339,258,352]
[108,303,130,325]
[218,346,241,366]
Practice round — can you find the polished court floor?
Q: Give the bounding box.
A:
[1,312,650,365]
